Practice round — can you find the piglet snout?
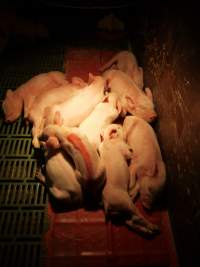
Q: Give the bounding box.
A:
[148,113,157,122]
[46,136,60,149]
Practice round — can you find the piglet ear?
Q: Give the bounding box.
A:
[122,116,134,140]
[88,73,94,84]
[6,89,13,97]
[116,100,122,114]
[71,76,86,87]
[145,87,153,101]
[125,96,135,109]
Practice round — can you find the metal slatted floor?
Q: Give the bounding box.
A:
[0,41,65,267]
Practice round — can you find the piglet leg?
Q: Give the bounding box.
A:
[24,96,34,119]
[35,169,46,184]
[32,125,41,148]
[125,202,160,235]
[128,164,140,201]
[49,186,71,201]
[32,116,46,148]
[126,216,157,235]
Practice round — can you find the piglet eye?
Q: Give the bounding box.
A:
[109,129,117,138]
[111,129,117,134]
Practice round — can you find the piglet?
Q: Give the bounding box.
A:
[100,50,144,89]
[79,92,120,149]
[45,73,106,128]
[40,124,105,187]
[2,71,69,122]
[99,123,159,235]
[103,69,157,122]
[36,139,82,206]
[27,80,86,148]
[123,115,166,210]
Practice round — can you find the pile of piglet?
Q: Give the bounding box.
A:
[2,51,166,236]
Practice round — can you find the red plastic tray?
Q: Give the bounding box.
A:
[42,48,179,267]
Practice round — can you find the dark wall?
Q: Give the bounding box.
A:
[129,3,200,267]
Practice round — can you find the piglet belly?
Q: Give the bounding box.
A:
[46,153,80,192]
[62,94,103,126]
[80,107,118,146]
[101,148,130,188]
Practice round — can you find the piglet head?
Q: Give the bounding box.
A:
[88,73,95,84]
[2,90,23,122]
[134,98,157,122]
[126,91,157,123]
[46,136,60,149]
[103,92,122,115]
[39,124,62,148]
[39,134,60,151]
[101,124,124,141]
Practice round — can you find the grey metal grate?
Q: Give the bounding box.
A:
[0,183,47,207]
[0,74,35,100]
[0,242,41,267]
[0,118,32,137]
[0,159,37,181]
[0,138,34,157]
[0,41,65,267]
[0,210,45,239]
[0,41,65,100]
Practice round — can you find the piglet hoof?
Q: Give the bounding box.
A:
[149,223,160,235]
[24,118,30,126]
[35,168,41,179]
[35,169,46,184]
[32,138,40,149]
[141,197,153,211]
[126,215,160,237]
